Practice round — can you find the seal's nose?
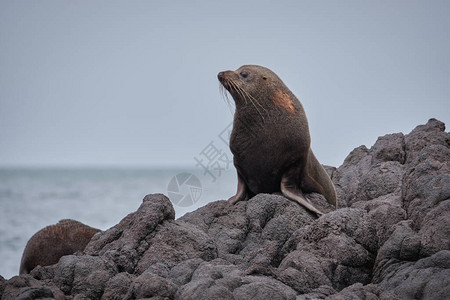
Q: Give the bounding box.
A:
[217,72,224,82]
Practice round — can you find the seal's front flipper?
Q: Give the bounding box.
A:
[281,174,324,217]
[228,171,247,205]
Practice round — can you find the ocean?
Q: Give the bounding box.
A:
[0,167,236,280]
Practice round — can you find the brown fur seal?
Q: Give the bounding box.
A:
[218,65,337,216]
[19,219,100,274]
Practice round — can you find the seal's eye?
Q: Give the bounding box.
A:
[240,71,248,78]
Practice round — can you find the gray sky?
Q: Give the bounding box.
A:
[1,1,449,168]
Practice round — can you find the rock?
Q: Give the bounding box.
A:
[51,255,117,299]
[179,193,315,270]
[402,144,450,231]
[1,275,65,300]
[419,199,450,257]
[327,283,400,300]
[84,193,177,274]
[232,276,297,300]
[378,250,450,300]
[404,118,448,164]
[0,275,5,297]
[371,133,406,164]
[102,272,135,300]
[277,250,333,293]
[372,221,422,283]
[277,208,379,292]
[333,145,372,207]
[295,285,336,300]
[1,119,449,300]
[355,161,404,201]
[175,259,297,300]
[123,272,177,300]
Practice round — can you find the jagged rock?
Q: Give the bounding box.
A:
[53,255,117,299]
[326,283,400,300]
[123,272,177,300]
[377,250,450,300]
[404,118,448,164]
[1,119,449,300]
[175,259,297,300]
[371,133,406,164]
[402,143,450,242]
[102,272,135,300]
[1,275,65,300]
[295,285,336,300]
[179,193,315,270]
[0,276,5,298]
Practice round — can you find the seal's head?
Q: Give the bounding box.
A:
[218,65,296,116]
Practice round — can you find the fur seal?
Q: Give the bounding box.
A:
[218,65,337,216]
[19,219,100,274]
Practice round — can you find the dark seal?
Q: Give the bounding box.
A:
[19,219,101,274]
[218,65,337,216]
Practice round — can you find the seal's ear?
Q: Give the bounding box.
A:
[262,76,267,80]
[270,89,296,116]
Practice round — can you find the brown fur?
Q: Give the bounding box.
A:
[270,89,296,116]
[19,219,100,274]
[218,65,337,216]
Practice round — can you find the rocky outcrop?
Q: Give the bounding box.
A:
[1,119,449,300]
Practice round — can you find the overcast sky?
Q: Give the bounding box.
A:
[1,1,449,168]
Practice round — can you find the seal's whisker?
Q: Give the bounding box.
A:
[234,83,261,117]
[219,84,234,116]
[235,84,265,121]
[219,84,229,102]
[241,87,266,112]
[230,81,248,105]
